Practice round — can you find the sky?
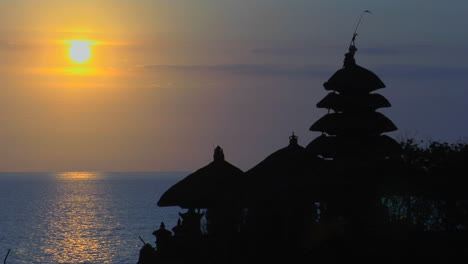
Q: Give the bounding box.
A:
[0,0,467,172]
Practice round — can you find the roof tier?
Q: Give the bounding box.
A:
[306,134,401,159]
[316,92,391,112]
[323,65,385,94]
[309,112,397,135]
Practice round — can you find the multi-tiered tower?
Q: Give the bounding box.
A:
[306,36,401,229]
[307,38,399,161]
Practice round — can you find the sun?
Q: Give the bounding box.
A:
[69,40,92,63]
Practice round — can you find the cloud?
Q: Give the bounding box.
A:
[250,43,468,58]
[375,64,468,80]
[250,45,397,57]
[141,64,334,79]
[360,44,468,57]
[359,47,399,55]
[250,44,344,57]
[251,47,316,56]
[0,40,30,49]
[142,62,468,81]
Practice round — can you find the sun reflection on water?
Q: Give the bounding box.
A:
[56,171,105,180]
[41,171,115,263]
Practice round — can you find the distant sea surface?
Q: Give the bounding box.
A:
[0,172,187,264]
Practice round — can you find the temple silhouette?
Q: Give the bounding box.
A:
[137,34,468,264]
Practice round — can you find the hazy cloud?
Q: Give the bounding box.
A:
[141,63,468,83]
[0,40,31,49]
[142,64,334,78]
[250,43,468,57]
[375,64,468,80]
[251,47,317,56]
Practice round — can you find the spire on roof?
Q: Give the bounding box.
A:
[213,146,225,162]
[289,132,298,146]
[343,10,372,68]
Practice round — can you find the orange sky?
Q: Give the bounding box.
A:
[0,1,467,172]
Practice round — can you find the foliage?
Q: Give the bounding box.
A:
[399,138,468,175]
[383,139,468,231]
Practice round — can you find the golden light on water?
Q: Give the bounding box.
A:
[42,171,113,263]
[56,171,104,180]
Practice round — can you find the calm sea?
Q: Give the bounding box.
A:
[0,172,187,264]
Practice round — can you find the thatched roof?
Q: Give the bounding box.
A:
[316,92,391,112]
[323,64,385,94]
[244,134,321,203]
[306,134,401,159]
[309,112,397,135]
[157,146,244,208]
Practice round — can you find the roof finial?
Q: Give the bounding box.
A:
[344,10,372,68]
[289,132,298,145]
[213,146,225,162]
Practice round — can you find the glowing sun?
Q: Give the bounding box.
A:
[69,41,92,63]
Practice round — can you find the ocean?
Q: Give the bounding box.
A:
[0,172,187,264]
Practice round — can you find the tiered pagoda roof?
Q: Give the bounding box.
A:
[307,39,400,160]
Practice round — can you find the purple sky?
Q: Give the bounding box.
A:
[0,1,467,172]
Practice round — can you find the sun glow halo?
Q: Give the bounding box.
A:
[68,40,92,63]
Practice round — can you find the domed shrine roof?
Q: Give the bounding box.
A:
[157,146,244,208]
[244,134,321,203]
